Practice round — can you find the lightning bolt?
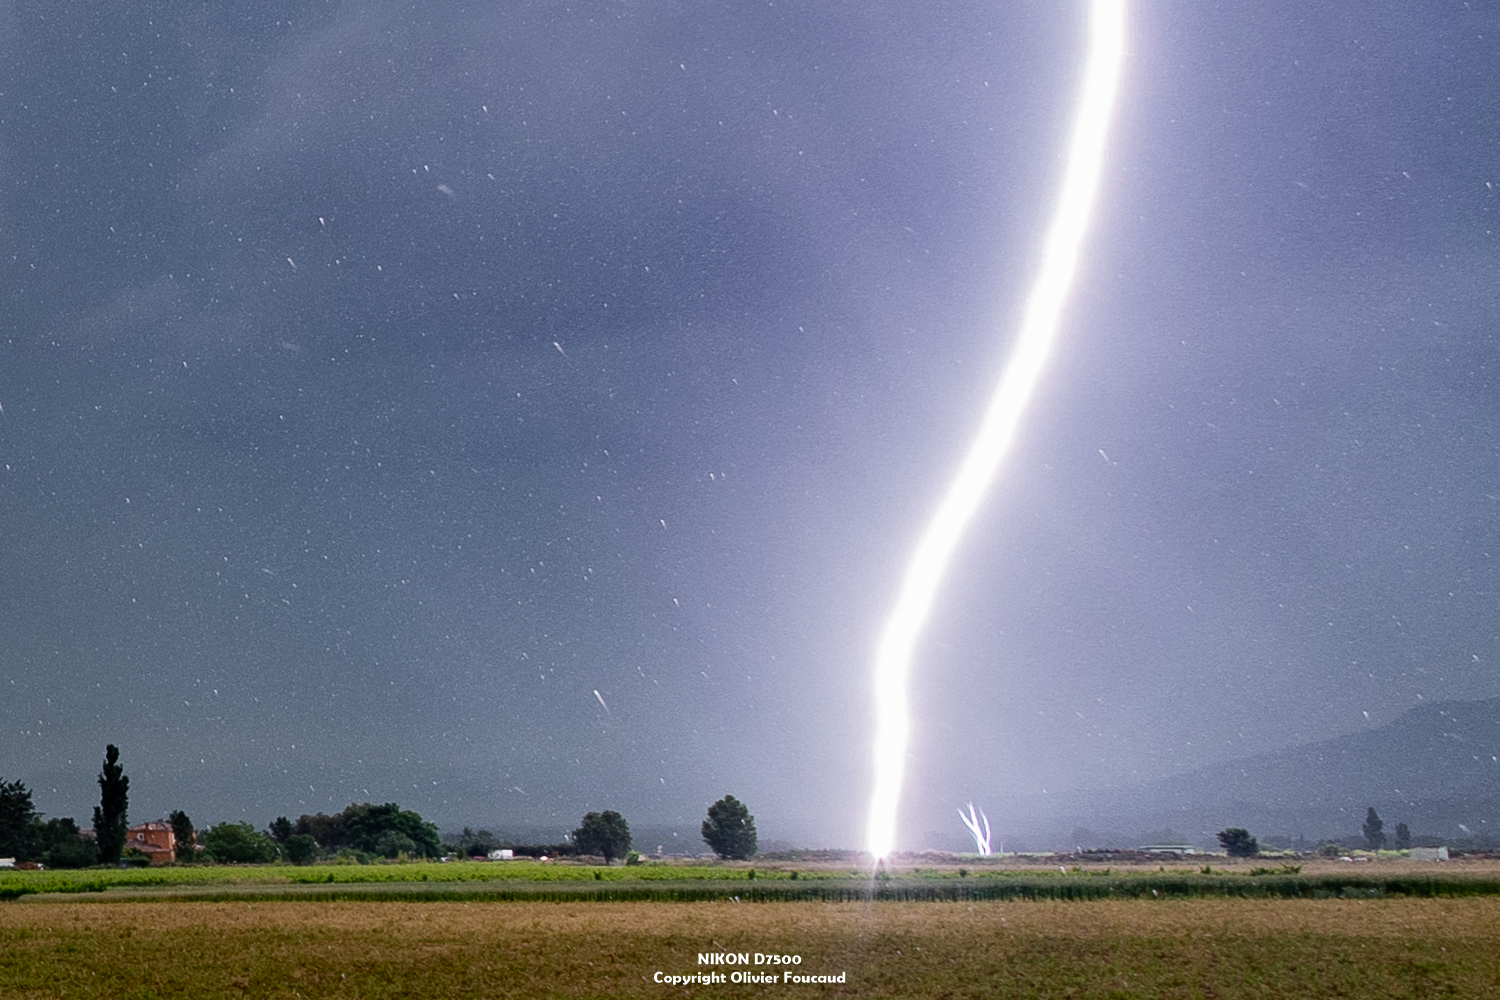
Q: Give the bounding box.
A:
[865,0,1127,861]
[959,802,993,856]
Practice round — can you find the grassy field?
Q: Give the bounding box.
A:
[6,860,1499,997]
[2,896,1498,998]
[0,861,768,898]
[5,857,1500,904]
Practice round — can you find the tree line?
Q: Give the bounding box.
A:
[1,745,760,867]
[0,745,132,869]
[1217,808,1430,858]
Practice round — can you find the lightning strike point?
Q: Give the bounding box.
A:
[864,0,1126,861]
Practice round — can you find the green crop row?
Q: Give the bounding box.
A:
[9,870,1500,905]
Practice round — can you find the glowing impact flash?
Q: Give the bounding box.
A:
[865,0,1126,861]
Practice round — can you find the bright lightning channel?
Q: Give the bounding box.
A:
[865,0,1126,861]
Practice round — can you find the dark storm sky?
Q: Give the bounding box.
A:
[1,0,1497,849]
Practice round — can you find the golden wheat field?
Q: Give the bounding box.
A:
[2,895,1497,999]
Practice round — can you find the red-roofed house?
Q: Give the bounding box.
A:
[125,822,177,865]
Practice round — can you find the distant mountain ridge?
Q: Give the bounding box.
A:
[1000,696,1500,848]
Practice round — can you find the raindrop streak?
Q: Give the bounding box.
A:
[864,0,1127,861]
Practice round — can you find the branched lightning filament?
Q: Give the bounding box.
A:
[865,0,1126,861]
[959,803,993,856]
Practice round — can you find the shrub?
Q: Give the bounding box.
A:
[44,835,100,869]
[373,831,418,859]
[283,834,320,865]
[203,822,277,864]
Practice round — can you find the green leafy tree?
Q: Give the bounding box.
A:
[33,817,98,869]
[373,830,418,858]
[343,803,442,858]
[294,811,350,851]
[267,816,294,844]
[1394,822,1411,851]
[1216,827,1259,857]
[283,833,320,865]
[203,822,278,864]
[0,779,38,861]
[1363,808,1386,851]
[701,794,758,860]
[92,745,129,865]
[572,810,632,864]
[169,810,196,862]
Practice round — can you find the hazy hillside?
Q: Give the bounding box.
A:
[990,697,1500,851]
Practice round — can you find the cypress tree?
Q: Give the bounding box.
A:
[169,809,195,862]
[92,744,129,865]
[1363,808,1386,851]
